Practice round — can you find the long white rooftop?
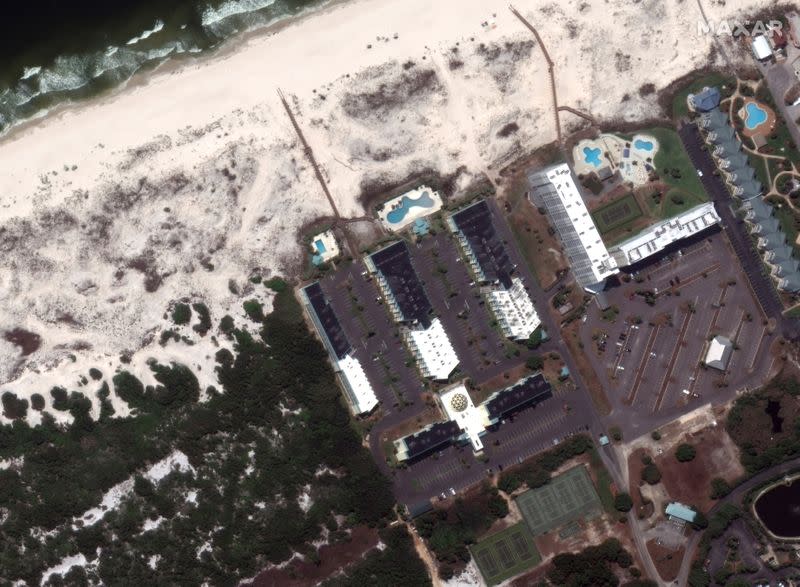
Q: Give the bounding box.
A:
[528,163,618,289]
[406,318,459,380]
[337,354,379,414]
[610,203,720,266]
[487,277,541,340]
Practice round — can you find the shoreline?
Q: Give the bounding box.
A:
[0,0,776,424]
[0,0,350,147]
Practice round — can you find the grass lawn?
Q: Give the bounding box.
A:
[589,449,616,514]
[591,193,643,234]
[671,72,736,119]
[647,126,709,217]
[765,119,800,164]
[785,304,800,318]
[748,152,771,190]
[470,522,542,586]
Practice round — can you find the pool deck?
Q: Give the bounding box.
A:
[572,133,659,187]
[739,98,777,139]
[377,185,443,232]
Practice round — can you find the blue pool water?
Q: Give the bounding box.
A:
[582,146,602,167]
[314,239,327,253]
[634,139,654,151]
[745,102,768,130]
[386,191,435,224]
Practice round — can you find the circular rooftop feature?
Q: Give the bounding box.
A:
[450,393,468,412]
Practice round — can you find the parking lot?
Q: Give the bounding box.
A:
[310,200,606,508]
[395,383,593,505]
[581,229,776,439]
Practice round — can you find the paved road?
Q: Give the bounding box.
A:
[675,456,800,586]
[678,122,800,340]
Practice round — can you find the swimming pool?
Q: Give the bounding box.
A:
[582,146,602,168]
[745,102,768,131]
[633,139,654,151]
[314,239,327,253]
[386,191,435,224]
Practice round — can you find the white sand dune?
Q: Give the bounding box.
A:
[0,0,772,422]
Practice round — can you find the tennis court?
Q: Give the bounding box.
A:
[516,465,601,536]
[470,522,541,586]
[591,193,643,234]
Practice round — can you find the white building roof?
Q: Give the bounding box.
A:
[704,335,733,371]
[337,354,379,414]
[610,203,720,266]
[439,384,485,452]
[753,35,773,60]
[529,163,618,288]
[487,277,542,340]
[406,318,459,380]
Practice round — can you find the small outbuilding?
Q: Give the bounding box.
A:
[704,335,733,371]
[753,35,774,62]
[666,502,697,524]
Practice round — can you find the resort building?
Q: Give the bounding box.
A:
[405,318,460,380]
[704,335,733,371]
[310,230,340,265]
[394,420,461,462]
[687,86,721,113]
[440,385,486,452]
[367,241,459,380]
[377,185,443,233]
[393,373,554,463]
[528,163,619,292]
[698,90,800,292]
[481,372,554,427]
[609,203,721,267]
[448,199,542,340]
[752,35,774,62]
[666,502,698,525]
[301,282,379,415]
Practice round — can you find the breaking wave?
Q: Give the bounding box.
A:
[0,0,324,136]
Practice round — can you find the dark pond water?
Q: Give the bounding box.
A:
[755,479,800,537]
[765,399,784,433]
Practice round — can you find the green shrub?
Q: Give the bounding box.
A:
[525,355,544,371]
[265,277,288,292]
[614,492,633,512]
[30,394,45,412]
[675,443,696,462]
[642,463,661,485]
[171,302,191,325]
[709,477,732,499]
[243,299,265,322]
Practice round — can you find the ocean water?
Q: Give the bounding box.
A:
[0,0,323,135]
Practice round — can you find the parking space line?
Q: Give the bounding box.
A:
[628,325,659,404]
[654,306,694,413]
[748,326,768,373]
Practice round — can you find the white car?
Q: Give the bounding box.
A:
[697,169,704,177]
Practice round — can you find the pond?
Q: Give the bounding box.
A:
[765,399,783,433]
[755,478,800,538]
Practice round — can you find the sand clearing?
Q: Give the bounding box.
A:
[0,0,772,422]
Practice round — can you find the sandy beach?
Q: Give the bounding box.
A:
[0,0,773,421]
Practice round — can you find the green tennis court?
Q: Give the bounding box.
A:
[591,193,643,234]
[516,465,601,536]
[470,522,541,586]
